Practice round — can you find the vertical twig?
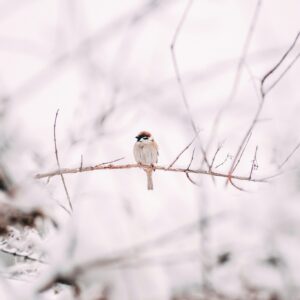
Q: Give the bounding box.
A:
[54,109,73,213]
[185,146,196,170]
[249,145,258,179]
[209,142,224,171]
[170,0,210,168]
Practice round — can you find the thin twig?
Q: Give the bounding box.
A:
[264,52,300,95]
[228,177,248,192]
[170,0,210,168]
[208,143,224,185]
[185,173,201,187]
[203,0,263,163]
[79,154,83,171]
[209,143,223,171]
[231,131,252,173]
[249,145,258,179]
[170,0,195,131]
[53,109,73,213]
[261,31,300,97]
[95,157,125,167]
[168,132,199,168]
[227,32,300,184]
[278,142,300,169]
[244,62,261,101]
[227,0,263,103]
[215,154,232,169]
[185,146,196,170]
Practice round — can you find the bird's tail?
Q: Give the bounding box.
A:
[146,170,153,190]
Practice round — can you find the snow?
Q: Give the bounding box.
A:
[0,0,300,299]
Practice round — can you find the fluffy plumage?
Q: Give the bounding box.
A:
[133,131,158,190]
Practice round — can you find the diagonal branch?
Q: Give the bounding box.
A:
[168,131,200,168]
[227,31,300,184]
[261,31,300,97]
[203,0,263,162]
[278,142,300,170]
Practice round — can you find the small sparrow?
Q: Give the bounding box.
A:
[133,131,159,190]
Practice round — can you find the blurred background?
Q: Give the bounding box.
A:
[0,0,300,299]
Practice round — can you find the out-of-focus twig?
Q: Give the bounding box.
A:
[260,31,300,97]
[185,146,196,170]
[278,142,300,170]
[209,143,224,171]
[227,31,300,185]
[231,131,252,174]
[170,0,210,169]
[170,0,195,130]
[53,109,73,213]
[0,247,46,264]
[203,0,263,162]
[264,52,300,95]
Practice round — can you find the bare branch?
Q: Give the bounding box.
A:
[35,162,268,183]
[95,157,125,167]
[264,51,300,95]
[168,131,199,168]
[261,31,300,97]
[203,0,263,161]
[231,131,252,174]
[215,154,232,169]
[278,142,300,170]
[53,109,73,213]
[170,0,195,130]
[185,173,201,187]
[185,146,196,170]
[228,177,248,192]
[170,0,210,169]
[227,0,263,103]
[209,143,224,171]
[227,31,300,184]
[244,62,261,101]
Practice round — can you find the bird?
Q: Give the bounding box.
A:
[133,131,159,190]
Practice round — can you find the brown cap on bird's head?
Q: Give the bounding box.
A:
[135,131,151,141]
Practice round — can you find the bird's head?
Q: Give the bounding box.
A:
[135,131,152,142]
